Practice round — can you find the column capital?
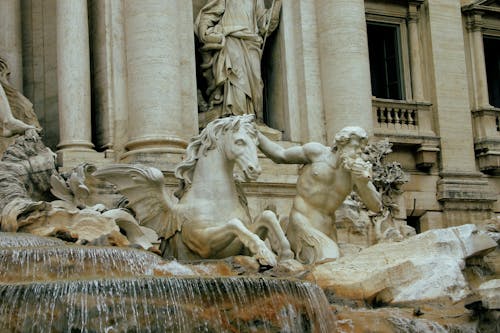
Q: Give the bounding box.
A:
[407,1,423,23]
[466,11,484,32]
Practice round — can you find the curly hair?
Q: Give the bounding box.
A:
[332,126,368,151]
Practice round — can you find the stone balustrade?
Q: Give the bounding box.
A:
[372,98,439,171]
[372,98,433,136]
[472,106,500,174]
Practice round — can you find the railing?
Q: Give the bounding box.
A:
[372,98,433,136]
[471,106,500,174]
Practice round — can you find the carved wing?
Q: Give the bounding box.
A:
[92,164,178,236]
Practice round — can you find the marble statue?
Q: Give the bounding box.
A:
[257,126,383,264]
[94,115,294,266]
[335,139,414,250]
[0,133,157,250]
[0,57,39,140]
[0,129,54,232]
[195,0,282,128]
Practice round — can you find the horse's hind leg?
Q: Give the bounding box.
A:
[250,210,294,261]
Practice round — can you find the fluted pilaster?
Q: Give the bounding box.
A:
[408,1,425,101]
[467,11,490,110]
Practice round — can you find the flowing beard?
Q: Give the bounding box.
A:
[338,146,361,170]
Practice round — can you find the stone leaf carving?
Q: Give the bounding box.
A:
[49,163,157,249]
[336,139,413,247]
[50,163,119,210]
[309,224,497,306]
[94,115,294,267]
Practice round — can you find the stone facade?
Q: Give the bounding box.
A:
[1,0,498,231]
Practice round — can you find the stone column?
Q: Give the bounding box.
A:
[56,0,94,152]
[315,0,373,142]
[88,0,128,159]
[407,1,425,101]
[122,0,198,170]
[0,0,23,91]
[467,11,490,110]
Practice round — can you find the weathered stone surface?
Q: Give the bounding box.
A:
[309,224,497,305]
[0,130,56,232]
[333,302,477,333]
[18,205,129,246]
[478,279,500,310]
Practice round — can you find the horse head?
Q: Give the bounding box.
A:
[175,114,261,193]
[219,115,261,181]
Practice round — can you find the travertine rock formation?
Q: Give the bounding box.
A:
[309,224,497,306]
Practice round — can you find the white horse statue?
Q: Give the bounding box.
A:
[94,115,293,266]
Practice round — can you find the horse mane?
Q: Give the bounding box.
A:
[174,114,256,199]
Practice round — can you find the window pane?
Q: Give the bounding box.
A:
[484,36,500,108]
[367,22,404,100]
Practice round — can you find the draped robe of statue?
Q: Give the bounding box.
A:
[0,57,40,153]
[195,0,281,126]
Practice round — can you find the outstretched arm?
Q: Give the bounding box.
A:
[257,132,324,164]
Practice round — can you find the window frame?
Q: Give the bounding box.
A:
[483,34,500,108]
[366,13,412,102]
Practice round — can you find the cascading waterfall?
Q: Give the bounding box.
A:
[0,233,336,332]
[0,246,166,282]
[0,232,64,247]
[0,277,335,332]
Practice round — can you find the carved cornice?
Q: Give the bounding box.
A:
[462,1,500,16]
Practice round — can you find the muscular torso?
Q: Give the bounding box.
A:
[292,151,353,237]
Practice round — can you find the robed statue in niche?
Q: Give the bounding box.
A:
[195,0,282,134]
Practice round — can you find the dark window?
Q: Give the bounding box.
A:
[484,36,500,108]
[367,22,405,100]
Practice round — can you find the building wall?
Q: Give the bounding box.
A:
[1,0,498,229]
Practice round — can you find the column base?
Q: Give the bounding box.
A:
[57,149,107,172]
[120,147,186,173]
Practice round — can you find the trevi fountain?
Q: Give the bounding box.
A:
[0,0,499,332]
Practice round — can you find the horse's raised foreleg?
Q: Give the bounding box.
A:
[183,218,277,266]
[249,210,294,261]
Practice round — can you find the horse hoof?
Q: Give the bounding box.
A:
[255,251,277,267]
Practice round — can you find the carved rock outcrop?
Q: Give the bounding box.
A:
[309,224,497,306]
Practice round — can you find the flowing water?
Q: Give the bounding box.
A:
[0,246,166,282]
[0,277,335,332]
[0,233,336,332]
[0,232,64,247]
